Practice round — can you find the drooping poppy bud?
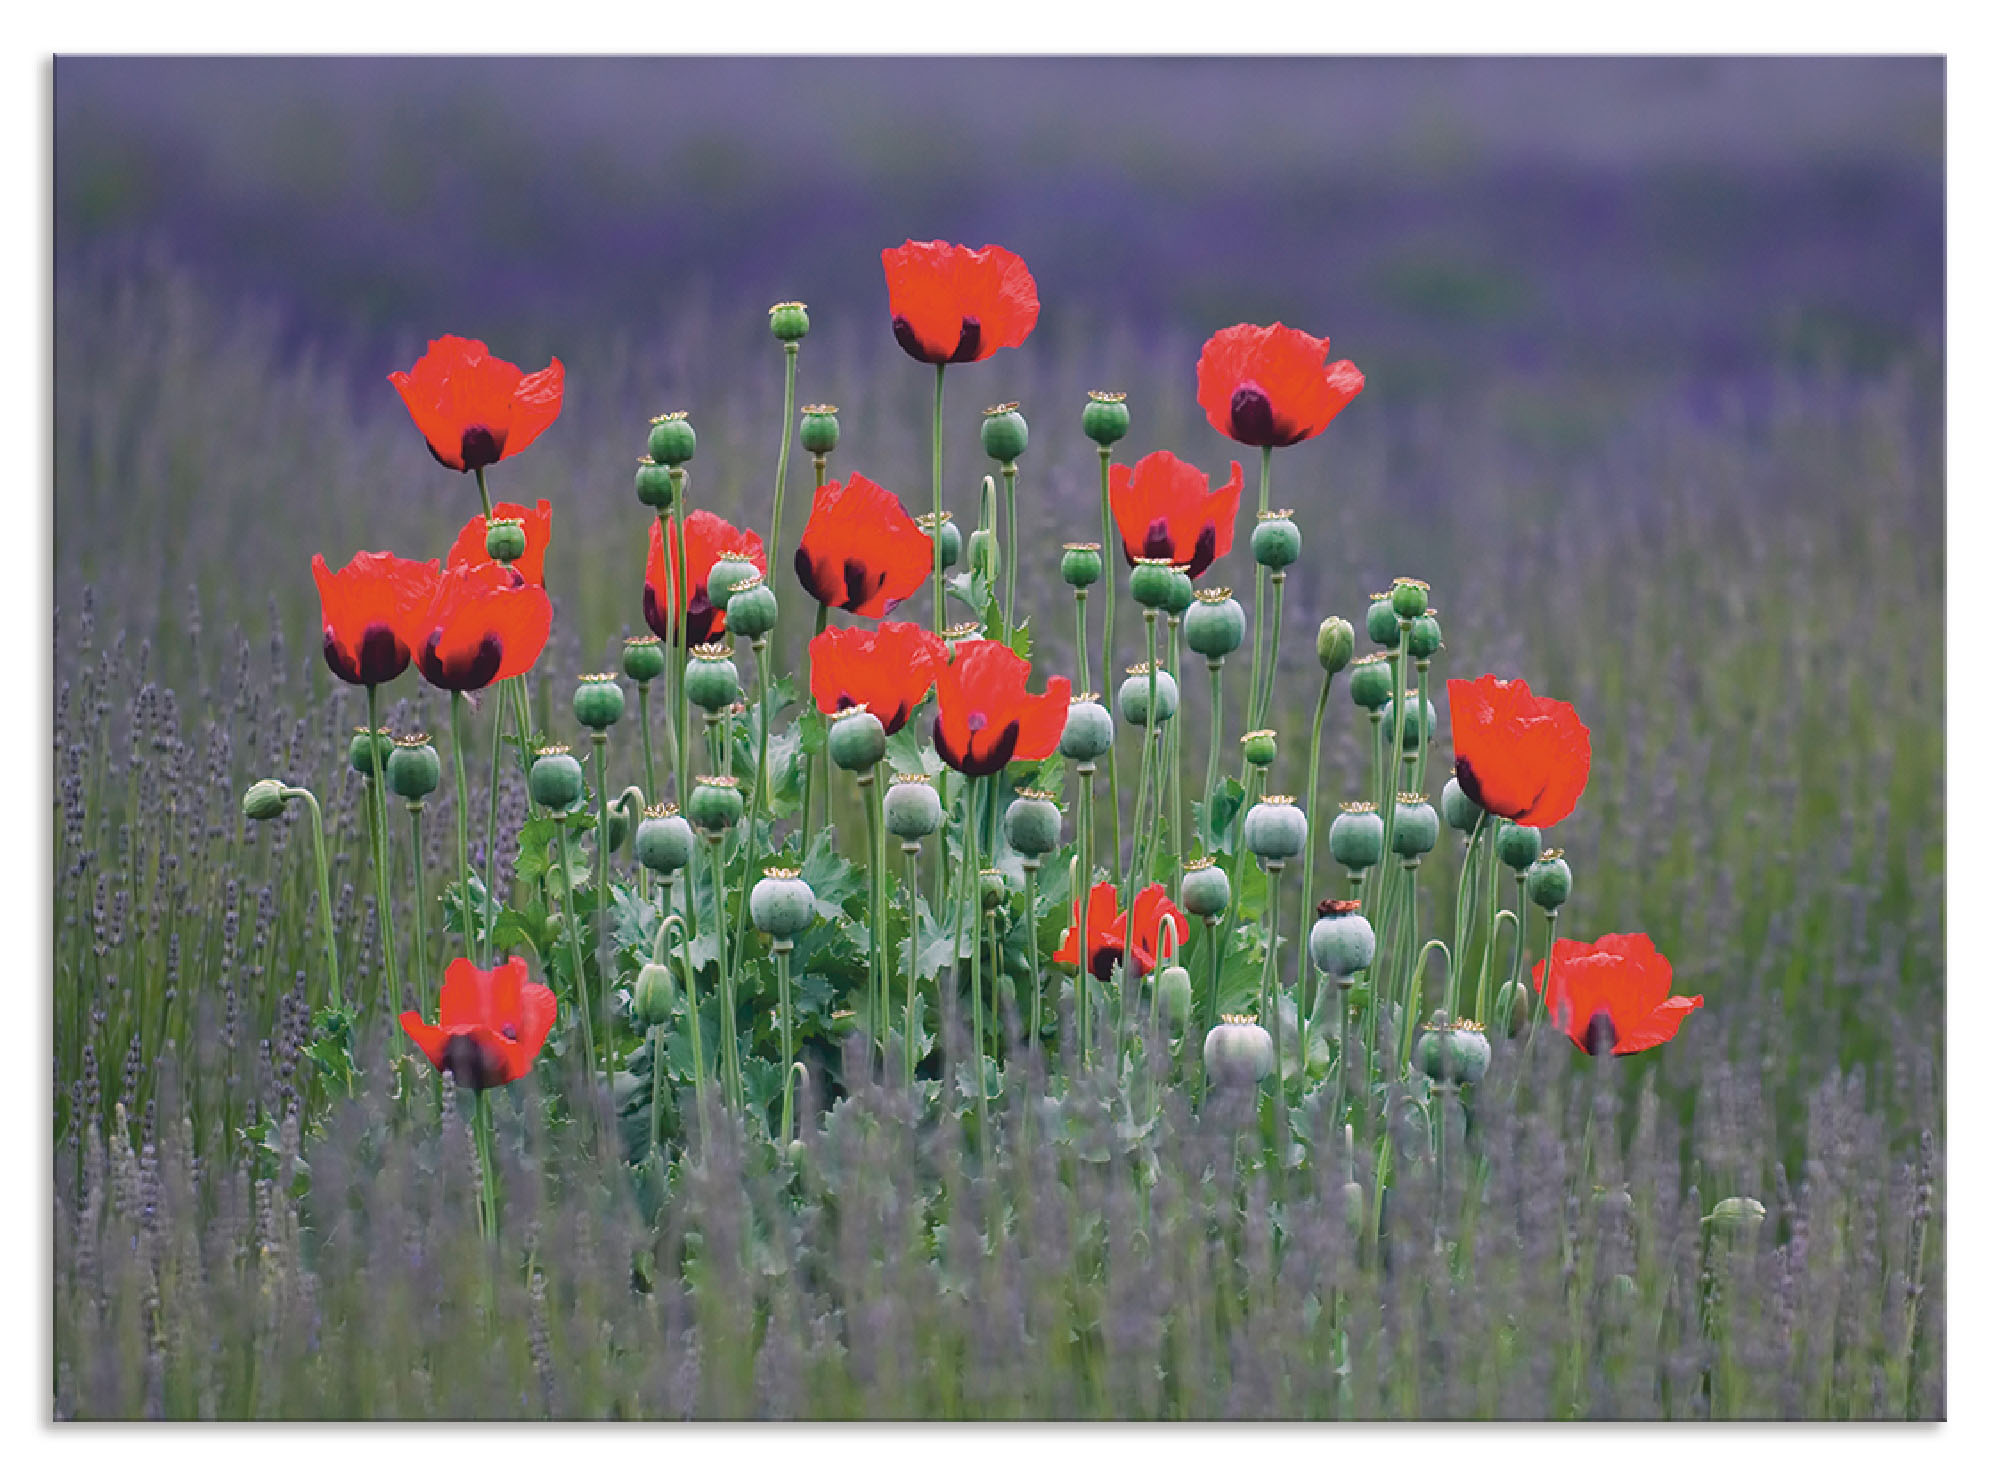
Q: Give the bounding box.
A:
[242,779,290,822]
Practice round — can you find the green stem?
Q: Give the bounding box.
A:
[1002,462,1019,635]
[1291,667,1336,1084]
[726,640,775,980]
[1097,448,1122,871]
[1258,860,1287,1092]
[1074,588,1092,699]
[776,942,797,1141]
[957,774,987,1151]
[449,694,475,958]
[1397,901,1447,1075]
[1245,446,1272,734]
[708,838,743,1113]
[772,342,799,622]
[1023,858,1042,1053]
[931,363,947,636]
[658,899,709,1151]
[554,815,603,1096]
[474,466,494,521]
[1203,657,1225,847]
[481,694,504,964]
[1167,622,1185,875]
[860,769,887,1074]
[406,803,430,1011]
[904,841,923,1086]
[281,786,342,1011]
[473,1088,498,1241]
[636,682,659,804]
[1254,570,1285,731]
[1472,826,1506,1026]
[1446,814,1491,1026]
[365,686,402,1017]
[1076,767,1096,1064]
[668,476,692,803]
[592,736,615,1085]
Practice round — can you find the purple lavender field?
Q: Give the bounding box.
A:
[53,57,1943,1418]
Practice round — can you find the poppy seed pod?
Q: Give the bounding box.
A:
[1407,611,1443,661]
[1129,557,1176,609]
[1391,795,1440,857]
[573,673,625,731]
[1180,858,1231,919]
[349,727,393,775]
[1328,801,1385,870]
[1203,1014,1274,1085]
[1241,729,1278,769]
[750,868,816,938]
[706,553,763,610]
[1082,389,1130,446]
[1186,589,1246,658]
[1060,542,1103,588]
[1526,850,1573,910]
[917,512,961,569]
[647,412,697,467]
[1316,615,1355,674]
[1497,821,1543,872]
[979,868,1008,911]
[635,459,676,509]
[484,516,528,564]
[884,774,944,841]
[1156,964,1193,1024]
[1244,796,1307,861]
[387,734,442,801]
[529,747,585,810]
[1348,653,1394,710]
[1309,900,1375,978]
[1416,1018,1491,1085]
[684,647,741,712]
[1398,691,1437,751]
[1118,665,1178,725]
[242,779,289,822]
[724,579,779,640]
[1251,510,1301,569]
[1705,1197,1768,1233]
[1390,577,1430,620]
[635,806,694,874]
[799,403,840,455]
[1004,791,1062,856]
[634,961,676,1025]
[1441,776,1482,834]
[1493,978,1531,1037]
[1060,697,1115,761]
[981,403,1029,463]
[621,635,667,684]
[687,776,745,834]
[769,300,810,342]
[1365,593,1400,647]
[1164,567,1196,615]
[829,708,887,772]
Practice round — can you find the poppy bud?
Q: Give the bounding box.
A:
[799,403,840,456]
[1344,1180,1368,1237]
[530,746,585,810]
[648,411,697,468]
[1185,588,1245,659]
[1251,510,1301,570]
[1129,557,1176,609]
[1004,791,1062,856]
[622,635,667,685]
[1390,577,1429,620]
[1156,964,1193,1024]
[1397,691,1436,751]
[1203,1014,1274,1085]
[724,578,779,639]
[1244,795,1307,861]
[1493,978,1530,1037]
[829,708,887,772]
[634,961,677,1025]
[769,300,810,343]
[1441,776,1481,834]
[1407,610,1442,661]
[1119,664,1178,725]
[1309,899,1375,978]
[349,727,393,775]
[884,773,943,841]
[1241,728,1278,769]
[1180,857,1231,919]
[1082,389,1130,446]
[750,867,816,937]
[1061,542,1103,588]
[387,734,441,801]
[1328,801,1384,870]
[242,779,289,822]
[706,552,763,610]
[484,516,528,564]
[687,775,746,834]
[1391,794,1439,858]
[967,528,998,583]
[1060,697,1115,761]
[1316,615,1354,674]
[1348,652,1394,710]
[1704,1197,1768,1233]
[1526,849,1572,910]
[1496,821,1542,873]
[635,804,694,874]
[1365,593,1400,647]
[684,646,741,713]
[573,672,625,731]
[916,512,961,568]
[981,403,1029,463]
[979,868,1008,911]
[607,806,631,853]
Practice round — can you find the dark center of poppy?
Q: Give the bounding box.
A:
[842,557,885,612]
[793,547,829,605]
[350,622,407,686]
[425,629,504,692]
[1141,516,1176,561]
[1187,524,1218,579]
[1583,1009,1619,1057]
[440,1031,506,1091]
[1453,755,1489,813]
[1088,940,1124,982]
[459,425,504,472]
[966,712,988,733]
[949,316,983,363]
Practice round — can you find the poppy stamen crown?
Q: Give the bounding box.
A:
[1263,793,1297,806]
[577,671,618,683]
[625,635,662,648]
[1541,847,1566,861]
[1339,800,1379,814]
[395,731,432,746]
[1071,691,1102,704]
[915,511,957,531]
[637,455,658,466]
[1318,897,1365,918]
[1396,791,1433,804]
[486,514,525,530]
[891,772,931,786]
[694,774,743,790]
[1126,661,1167,676]
[762,865,802,880]
[836,701,874,717]
[643,802,679,818]
[945,622,985,640]
[1134,555,1179,568]
[1219,1012,1259,1026]
[1405,687,1422,699]
[1352,651,1390,666]
[984,402,1021,416]
[1185,854,1218,871]
[1257,507,1296,521]
[535,743,571,758]
[1062,541,1102,552]
[719,548,760,564]
[768,301,807,314]
[728,575,766,594]
[1369,590,1392,601]
[1087,390,1127,403]
[1194,587,1235,603]
[1016,787,1058,802]
[354,725,391,737]
[1392,576,1430,593]
[690,644,735,661]
[1242,728,1277,742]
[801,402,838,414]
[650,411,689,425]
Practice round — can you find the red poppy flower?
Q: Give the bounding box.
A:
[1107,451,1245,578]
[931,639,1070,777]
[400,956,558,1089]
[446,499,555,587]
[1196,322,1364,448]
[389,335,565,473]
[413,562,553,692]
[882,240,1040,365]
[1054,882,1190,981]
[1447,674,1592,828]
[794,473,933,617]
[1533,932,1703,1057]
[808,621,948,736]
[644,511,766,647]
[311,550,442,687]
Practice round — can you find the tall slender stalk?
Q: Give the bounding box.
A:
[859,767,888,1075]
[771,340,799,619]
[635,680,659,802]
[1023,856,1043,1053]
[657,899,709,1151]
[956,773,988,1151]
[279,785,342,1011]
[448,693,475,957]
[481,699,505,965]
[406,801,430,1010]
[1290,668,1336,1084]
[1002,461,1020,634]
[364,687,401,1016]
[775,940,797,1141]
[1097,449,1123,869]
[472,1089,498,1242]
[554,817,603,1098]
[707,836,744,1113]
[930,364,947,636]
[1255,569,1286,731]
[590,734,615,1088]
[903,839,923,1086]
[1244,446,1272,732]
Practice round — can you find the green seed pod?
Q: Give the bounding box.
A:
[1391,795,1439,858]
[799,403,840,456]
[1185,588,1246,659]
[750,867,816,937]
[724,579,779,639]
[1496,821,1542,873]
[686,776,745,834]
[884,774,944,841]
[1156,964,1193,1024]
[1118,665,1179,725]
[1414,1019,1451,1083]
[484,517,528,564]
[621,635,667,685]
[529,747,585,810]
[647,411,697,467]
[1390,577,1429,620]
[348,727,393,775]
[1251,510,1301,569]
[1348,653,1394,710]
[573,672,625,731]
[1365,593,1400,647]
[1060,698,1115,761]
[242,779,289,822]
[1398,691,1437,751]
[1705,1196,1768,1233]
[1129,558,1176,609]
[1308,899,1375,978]
[684,646,741,713]
[635,806,694,874]
[1450,1025,1492,1084]
[917,513,961,569]
[1526,850,1572,910]
[1081,389,1130,446]
[1328,801,1384,870]
[386,734,441,801]
[1244,796,1307,861]
[1180,858,1231,919]
[706,553,761,609]
[1441,776,1481,834]
[1316,615,1355,674]
[1004,791,1062,856]
[634,962,676,1026]
[768,300,810,343]
[979,868,1008,911]
[1060,542,1103,588]
[1203,1014,1274,1086]
[635,459,676,510]
[1493,978,1531,1038]
[828,708,887,772]
[1406,611,1442,661]
[981,402,1029,463]
[1163,568,1196,616]
[1240,728,1278,770]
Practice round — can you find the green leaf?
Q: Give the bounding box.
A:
[1201,777,1246,853]
[885,725,941,778]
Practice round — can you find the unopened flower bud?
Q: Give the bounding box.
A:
[647,411,697,467]
[1493,978,1531,1038]
[1526,850,1572,910]
[634,962,676,1025]
[1156,964,1193,1024]
[1244,796,1307,862]
[484,516,527,564]
[387,734,441,801]
[966,528,998,582]
[768,300,810,342]
[981,403,1029,463]
[884,774,943,841]
[1060,542,1102,588]
[750,867,815,937]
[979,868,1008,911]
[1004,792,1062,856]
[1060,697,1115,761]
[529,746,585,810]
[1251,510,1301,569]
[829,708,887,772]
[1186,588,1245,659]
[1316,615,1354,673]
[800,404,840,455]
[573,673,625,731]
[1704,1196,1768,1233]
[1082,389,1130,446]
[242,779,290,822]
